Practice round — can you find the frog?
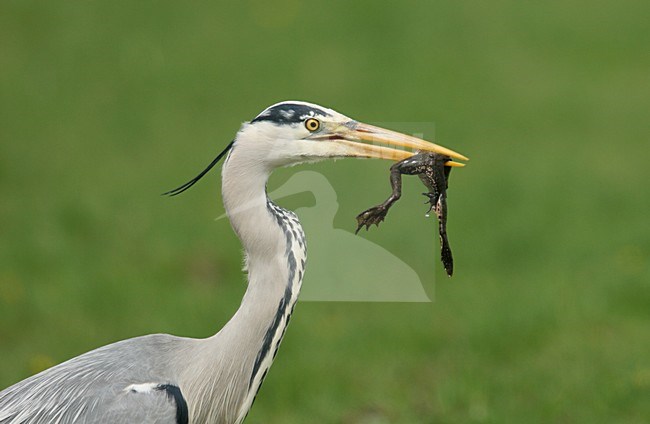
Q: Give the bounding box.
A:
[355,152,454,277]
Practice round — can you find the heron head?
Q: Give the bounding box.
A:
[164,101,467,196]
[237,101,468,168]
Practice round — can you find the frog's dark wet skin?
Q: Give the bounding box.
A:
[356,152,455,277]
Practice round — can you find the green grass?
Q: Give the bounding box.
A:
[1,0,649,422]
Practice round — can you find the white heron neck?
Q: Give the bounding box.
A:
[221,153,278,259]
[189,144,306,423]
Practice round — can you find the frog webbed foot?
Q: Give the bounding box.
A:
[422,192,439,215]
[355,204,390,234]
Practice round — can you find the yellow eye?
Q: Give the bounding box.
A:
[304,118,320,132]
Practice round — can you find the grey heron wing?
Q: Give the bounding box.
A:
[0,383,185,424]
[0,334,192,424]
[79,382,188,424]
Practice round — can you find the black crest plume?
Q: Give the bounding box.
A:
[163,140,235,196]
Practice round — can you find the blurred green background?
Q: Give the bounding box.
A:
[1,0,649,422]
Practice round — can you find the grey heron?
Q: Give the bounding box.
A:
[0,101,468,423]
